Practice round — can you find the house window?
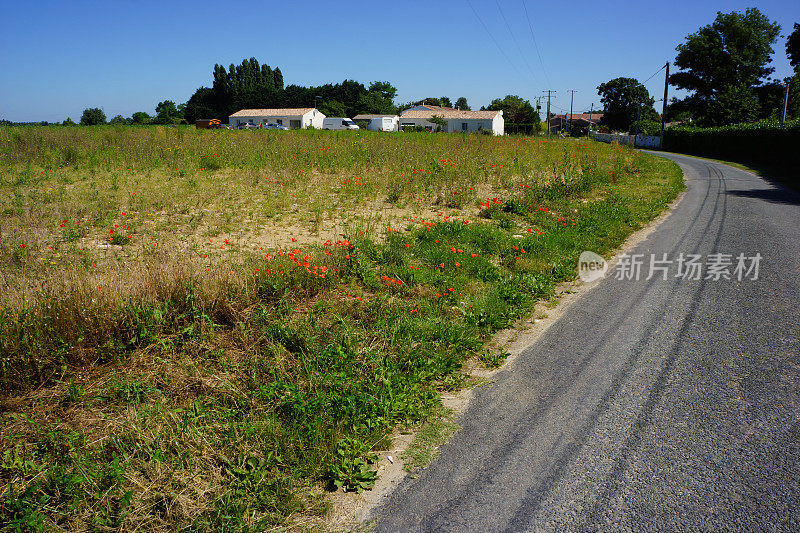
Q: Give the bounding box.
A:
[462,122,468,131]
[276,119,283,125]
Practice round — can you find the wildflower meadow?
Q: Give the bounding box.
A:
[0,125,683,530]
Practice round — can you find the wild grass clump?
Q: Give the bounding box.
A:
[0,127,684,530]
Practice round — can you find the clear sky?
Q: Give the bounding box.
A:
[1,1,797,122]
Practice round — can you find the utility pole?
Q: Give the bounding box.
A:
[587,103,594,138]
[660,62,669,146]
[534,96,544,134]
[781,78,790,127]
[567,90,577,135]
[543,90,556,138]
[634,104,641,148]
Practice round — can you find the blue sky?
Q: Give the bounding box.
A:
[1,1,797,122]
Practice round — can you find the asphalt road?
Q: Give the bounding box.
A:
[369,153,800,532]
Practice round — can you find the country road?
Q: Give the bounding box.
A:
[368,153,800,531]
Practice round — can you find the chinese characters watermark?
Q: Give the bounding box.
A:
[579,252,761,282]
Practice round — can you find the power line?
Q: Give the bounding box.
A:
[642,63,667,85]
[466,0,526,81]
[521,0,550,87]
[496,0,538,83]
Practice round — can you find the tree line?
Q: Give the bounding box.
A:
[597,9,799,134]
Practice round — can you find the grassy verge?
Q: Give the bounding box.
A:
[0,127,683,531]
[402,407,459,474]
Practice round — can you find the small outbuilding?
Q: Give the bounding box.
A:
[228,108,325,129]
[353,114,400,132]
[398,109,504,135]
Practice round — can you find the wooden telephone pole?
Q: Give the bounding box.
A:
[543,90,556,138]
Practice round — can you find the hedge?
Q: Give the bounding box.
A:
[662,120,800,170]
[505,123,544,135]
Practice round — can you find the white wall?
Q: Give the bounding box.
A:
[367,116,400,131]
[399,116,502,135]
[493,113,504,136]
[229,110,325,129]
[308,110,325,129]
[445,119,495,134]
[399,117,437,131]
[368,116,399,132]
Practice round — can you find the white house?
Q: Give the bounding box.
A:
[228,108,325,129]
[353,114,400,132]
[399,108,504,135]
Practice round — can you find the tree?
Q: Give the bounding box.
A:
[154,100,184,124]
[428,115,447,132]
[454,97,470,110]
[487,95,538,124]
[131,112,151,125]
[596,78,656,132]
[318,100,348,118]
[80,107,106,125]
[440,96,452,108]
[62,117,76,126]
[413,97,443,107]
[670,8,780,126]
[109,115,129,125]
[184,58,400,122]
[787,23,800,71]
[357,81,398,114]
[182,88,216,123]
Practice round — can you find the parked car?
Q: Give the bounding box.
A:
[264,123,289,130]
[238,123,259,129]
[322,118,359,130]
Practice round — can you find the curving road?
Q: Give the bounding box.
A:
[369,153,800,531]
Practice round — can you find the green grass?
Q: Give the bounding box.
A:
[402,407,459,473]
[0,126,683,530]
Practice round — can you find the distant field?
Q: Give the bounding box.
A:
[0,126,683,530]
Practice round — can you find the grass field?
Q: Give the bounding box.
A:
[0,126,683,531]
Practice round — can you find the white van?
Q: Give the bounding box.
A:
[323,118,359,130]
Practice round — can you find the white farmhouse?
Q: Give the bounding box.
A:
[228,108,325,129]
[353,114,400,132]
[399,108,504,135]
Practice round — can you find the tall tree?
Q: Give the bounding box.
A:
[670,8,781,125]
[487,95,538,124]
[596,78,656,132]
[273,67,284,91]
[80,107,106,125]
[787,23,800,71]
[454,97,470,110]
[440,96,452,108]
